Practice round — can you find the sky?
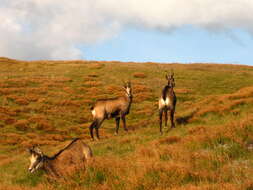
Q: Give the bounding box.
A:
[1,0,253,65]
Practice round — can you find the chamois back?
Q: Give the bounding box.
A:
[89,81,132,140]
[44,139,92,177]
[29,139,92,178]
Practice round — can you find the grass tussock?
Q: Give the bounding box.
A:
[87,63,105,69]
[14,120,29,131]
[158,136,181,145]
[133,72,147,78]
[83,81,102,87]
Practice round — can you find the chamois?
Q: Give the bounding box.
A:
[28,138,92,178]
[158,71,177,134]
[89,81,133,140]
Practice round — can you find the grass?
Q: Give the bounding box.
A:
[1,57,253,189]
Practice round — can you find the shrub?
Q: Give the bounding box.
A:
[4,117,16,125]
[137,147,157,158]
[25,94,40,102]
[158,136,181,145]
[14,119,29,131]
[83,81,102,87]
[29,115,55,132]
[88,73,99,78]
[87,63,105,69]
[134,92,153,103]
[15,98,29,105]
[133,72,147,78]
[105,85,122,95]
[133,84,150,93]
[35,120,54,132]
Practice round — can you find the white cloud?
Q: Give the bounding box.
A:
[97,0,253,31]
[0,0,253,60]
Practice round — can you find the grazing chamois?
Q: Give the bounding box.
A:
[28,138,92,178]
[89,81,133,140]
[158,71,177,134]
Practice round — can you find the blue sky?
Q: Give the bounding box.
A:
[1,1,253,65]
[82,27,253,65]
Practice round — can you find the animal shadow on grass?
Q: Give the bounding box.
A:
[176,111,197,125]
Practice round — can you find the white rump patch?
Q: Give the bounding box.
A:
[91,109,96,117]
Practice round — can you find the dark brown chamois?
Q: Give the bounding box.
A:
[158,72,177,134]
[28,138,92,178]
[89,81,133,140]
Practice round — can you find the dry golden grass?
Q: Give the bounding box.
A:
[134,92,153,103]
[135,107,154,116]
[85,87,102,96]
[0,87,26,95]
[104,85,122,96]
[1,58,253,189]
[0,185,52,190]
[178,86,253,123]
[175,88,192,94]
[28,115,55,131]
[0,107,17,116]
[26,87,48,94]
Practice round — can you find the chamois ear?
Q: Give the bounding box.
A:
[122,80,127,88]
[127,80,131,87]
[165,73,169,80]
[171,69,174,77]
[27,148,33,154]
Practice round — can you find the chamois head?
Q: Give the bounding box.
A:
[28,146,44,173]
[166,70,175,88]
[123,81,132,98]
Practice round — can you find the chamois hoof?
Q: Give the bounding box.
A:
[114,132,118,135]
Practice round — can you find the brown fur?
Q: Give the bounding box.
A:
[28,138,92,178]
[158,73,177,134]
[89,82,132,140]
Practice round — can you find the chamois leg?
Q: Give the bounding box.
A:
[115,117,120,135]
[95,127,99,140]
[159,109,163,134]
[89,120,98,140]
[164,109,168,128]
[165,109,171,132]
[170,109,175,128]
[95,119,104,140]
[121,115,128,132]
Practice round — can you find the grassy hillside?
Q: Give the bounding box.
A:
[1,57,253,190]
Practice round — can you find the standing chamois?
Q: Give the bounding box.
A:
[158,71,177,134]
[89,81,133,140]
[28,138,92,178]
